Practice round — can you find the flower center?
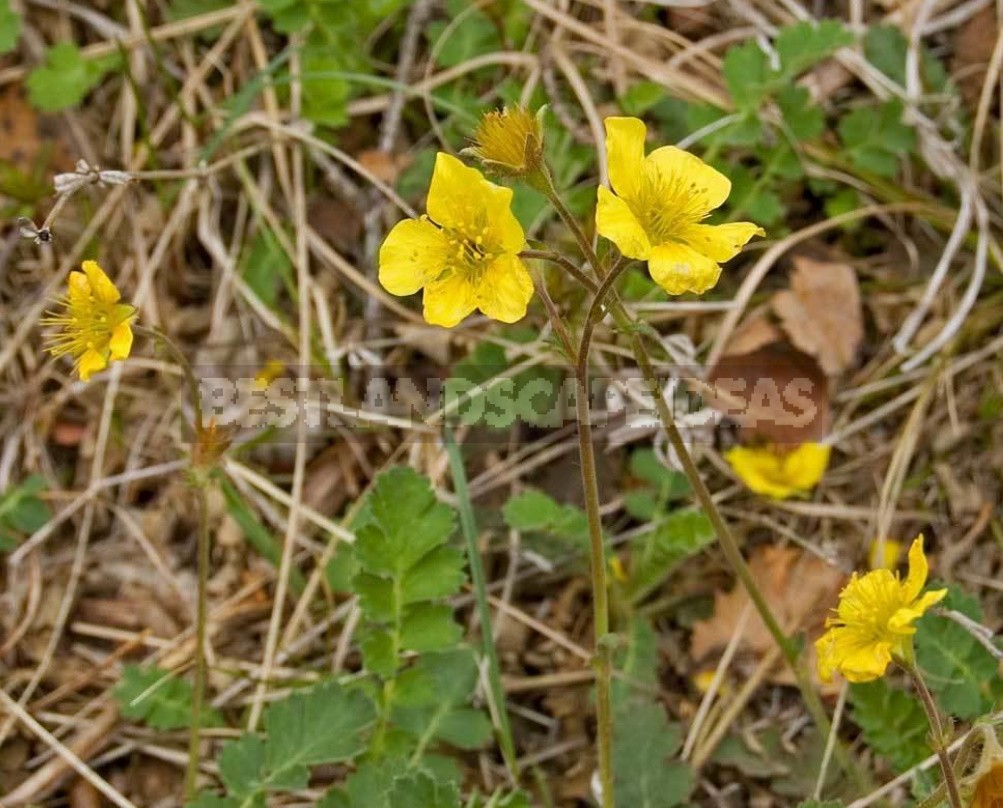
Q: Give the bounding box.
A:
[629,165,708,244]
[442,226,497,283]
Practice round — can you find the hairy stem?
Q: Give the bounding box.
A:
[908,664,963,808]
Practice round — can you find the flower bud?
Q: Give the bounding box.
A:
[463,106,545,177]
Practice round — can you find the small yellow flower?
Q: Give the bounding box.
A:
[725,442,830,499]
[815,535,947,683]
[379,152,532,328]
[43,260,135,381]
[596,116,764,295]
[867,538,904,571]
[464,106,545,176]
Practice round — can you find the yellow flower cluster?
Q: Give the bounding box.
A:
[378,112,763,328]
[815,535,946,683]
[43,260,135,381]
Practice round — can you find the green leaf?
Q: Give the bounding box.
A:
[777,86,824,140]
[262,681,376,789]
[387,770,461,808]
[300,49,351,128]
[849,680,930,772]
[219,735,266,799]
[426,7,501,69]
[723,42,771,108]
[187,793,244,808]
[0,476,52,550]
[775,20,852,79]
[354,468,456,577]
[27,43,117,112]
[114,666,224,730]
[502,489,588,542]
[626,509,715,605]
[360,631,397,677]
[401,546,466,604]
[838,100,916,177]
[864,25,949,92]
[613,700,694,807]
[401,603,463,652]
[620,81,667,116]
[240,229,290,309]
[916,585,998,718]
[0,0,21,54]
[613,616,659,706]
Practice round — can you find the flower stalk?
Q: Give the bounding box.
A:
[907,662,964,808]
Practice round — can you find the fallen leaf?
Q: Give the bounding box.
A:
[356,148,411,184]
[722,309,782,357]
[707,342,831,445]
[772,255,863,376]
[690,545,846,686]
[952,6,998,110]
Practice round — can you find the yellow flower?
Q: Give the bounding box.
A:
[464,106,545,176]
[815,535,947,683]
[379,153,533,328]
[43,260,135,381]
[867,538,904,571]
[725,442,830,499]
[596,116,764,295]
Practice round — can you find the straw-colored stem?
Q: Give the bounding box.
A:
[184,482,210,799]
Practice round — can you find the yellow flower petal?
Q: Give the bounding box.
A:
[604,116,648,199]
[81,260,121,304]
[648,241,721,295]
[423,273,477,328]
[77,347,107,381]
[108,321,133,360]
[67,271,91,302]
[838,638,894,683]
[902,535,930,603]
[595,186,652,260]
[647,145,732,214]
[782,443,831,490]
[379,217,450,296]
[677,222,765,262]
[426,153,524,253]
[475,253,534,323]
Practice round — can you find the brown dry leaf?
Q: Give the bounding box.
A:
[0,85,73,170]
[707,342,831,444]
[772,255,863,376]
[722,309,782,358]
[952,6,998,110]
[690,545,846,685]
[356,149,410,184]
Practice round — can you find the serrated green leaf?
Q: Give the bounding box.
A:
[355,467,456,577]
[114,666,223,730]
[626,509,714,605]
[219,734,266,799]
[613,701,693,807]
[433,707,494,750]
[360,630,397,677]
[838,100,916,177]
[0,476,52,550]
[388,770,461,808]
[723,42,771,108]
[850,679,930,772]
[27,43,117,112]
[355,573,396,621]
[300,49,351,128]
[916,585,998,718]
[864,25,949,93]
[263,681,375,789]
[401,603,463,652]
[0,0,21,54]
[401,546,466,603]
[775,20,852,79]
[502,489,588,542]
[777,86,824,140]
